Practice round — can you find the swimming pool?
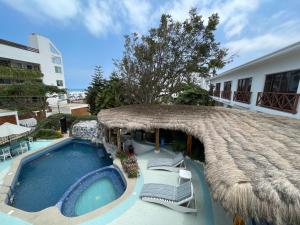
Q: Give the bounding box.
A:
[9,139,121,214]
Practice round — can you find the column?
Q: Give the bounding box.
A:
[155,128,160,153]
[187,134,192,155]
[117,128,121,152]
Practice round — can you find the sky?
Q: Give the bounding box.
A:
[0,0,300,89]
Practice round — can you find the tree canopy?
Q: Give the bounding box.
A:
[115,8,229,104]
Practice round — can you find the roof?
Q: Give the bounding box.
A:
[211,41,300,81]
[0,38,39,53]
[0,109,17,114]
[98,105,300,225]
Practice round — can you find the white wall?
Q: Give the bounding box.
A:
[29,34,66,89]
[210,47,300,119]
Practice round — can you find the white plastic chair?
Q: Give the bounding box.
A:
[0,146,12,161]
[18,142,28,154]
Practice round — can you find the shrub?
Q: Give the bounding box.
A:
[120,155,139,178]
[33,129,63,139]
[33,113,97,137]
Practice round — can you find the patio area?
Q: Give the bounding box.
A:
[105,148,233,225]
[0,140,232,225]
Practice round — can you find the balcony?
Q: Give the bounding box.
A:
[256,92,300,114]
[0,66,43,80]
[221,91,231,100]
[233,91,252,104]
[213,90,220,97]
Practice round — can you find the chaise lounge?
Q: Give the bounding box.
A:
[147,152,185,172]
[140,181,197,213]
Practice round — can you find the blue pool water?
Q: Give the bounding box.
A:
[11,139,113,212]
[58,166,126,217]
[75,177,117,215]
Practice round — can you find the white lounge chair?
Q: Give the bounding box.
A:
[147,152,185,172]
[0,146,12,161]
[140,181,197,213]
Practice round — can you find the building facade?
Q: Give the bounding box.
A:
[0,33,66,106]
[210,42,300,119]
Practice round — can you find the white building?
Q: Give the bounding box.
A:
[210,41,300,119]
[0,33,66,106]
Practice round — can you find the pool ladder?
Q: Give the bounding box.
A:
[0,184,14,205]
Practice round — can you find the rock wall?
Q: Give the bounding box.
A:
[72,120,100,141]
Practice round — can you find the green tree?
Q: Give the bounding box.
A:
[95,72,126,111]
[85,66,106,114]
[115,8,230,104]
[174,84,214,106]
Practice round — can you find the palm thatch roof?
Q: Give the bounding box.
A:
[98,105,300,225]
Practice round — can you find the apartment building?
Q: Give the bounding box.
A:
[0,33,66,106]
[210,42,300,119]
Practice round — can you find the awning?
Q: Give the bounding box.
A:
[0,122,31,138]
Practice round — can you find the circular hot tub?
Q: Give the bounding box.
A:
[57,165,126,217]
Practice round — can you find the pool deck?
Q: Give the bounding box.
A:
[0,139,233,225]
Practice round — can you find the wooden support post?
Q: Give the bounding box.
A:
[155,128,160,153]
[187,134,192,155]
[117,128,121,152]
[108,129,112,143]
[233,215,245,225]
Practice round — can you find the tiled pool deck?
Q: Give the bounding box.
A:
[0,140,233,225]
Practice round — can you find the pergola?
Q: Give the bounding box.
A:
[98,104,300,225]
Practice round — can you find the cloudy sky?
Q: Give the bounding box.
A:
[0,0,299,89]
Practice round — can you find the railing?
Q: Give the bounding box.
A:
[221,91,231,100]
[233,91,252,104]
[213,90,220,97]
[256,92,300,114]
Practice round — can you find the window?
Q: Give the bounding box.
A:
[237,78,252,92]
[27,65,33,70]
[49,44,59,55]
[56,80,64,87]
[52,56,62,65]
[264,70,300,93]
[55,66,62,73]
[223,81,232,91]
[215,83,221,91]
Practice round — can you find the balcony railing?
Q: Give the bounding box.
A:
[233,91,252,104]
[221,91,231,100]
[256,92,300,114]
[213,90,220,97]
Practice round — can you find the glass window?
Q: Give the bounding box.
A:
[55,66,62,73]
[56,80,63,87]
[49,44,59,55]
[215,83,221,91]
[52,56,62,65]
[237,78,252,92]
[224,81,232,91]
[264,70,300,93]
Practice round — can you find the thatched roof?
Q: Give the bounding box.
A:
[98,105,300,225]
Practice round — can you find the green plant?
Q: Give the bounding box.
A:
[0,66,43,79]
[120,155,139,178]
[172,139,186,152]
[33,129,62,139]
[33,113,97,137]
[116,150,128,161]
